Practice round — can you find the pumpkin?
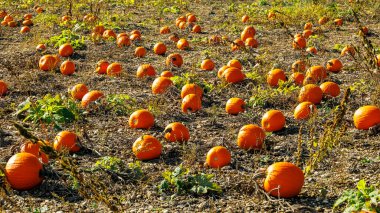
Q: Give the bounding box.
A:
[223,68,245,83]
[117,33,129,39]
[218,65,230,78]
[209,35,222,44]
[137,64,156,78]
[304,22,313,30]
[292,37,306,49]
[318,17,329,25]
[231,39,244,51]
[3,15,13,22]
[39,55,58,71]
[225,97,245,115]
[267,12,276,20]
[205,146,231,168]
[294,101,317,120]
[8,21,17,28]
[302,74,317,86]
[60,60,75,75]
[320,82,340,98]
[377,55,380,67]
[93,25,105,34]
[187,14,196,22]
[267,69,287,87]
[53,131,80,153]
[0,10,7,19]
[153,42,167,55]
[341,45,355,57]
[241,15,249,23]
[264,162,304,198]
[291,60,306,72]
[360,26,369,35]
[117,36,131,47]
[237,124,266,150]
[169,34,180,43]
[130,30,141,37]
[103,30,116,39]
[306,66,327,81]
[353,106,380,130]
[5,153,43,190]
[130,33,141,41]
[306,47,317,55]
[326,58,343,73]
[129,109,154,129]
[192,25,201,33]
[36,44,46,51]
[334,18,343,26]
[302,30,313,39]
[35,7,44,13]
[262,110,286,132]
[245,37,258,48]
[81,90,104,108]
[95,60,109,74]
[177,38,189,50]
[175,16,186,26]
[107,62,122,76]
[134,46,147,58]
[0,20,6,26]
[291,72,305,86]
[58,43,74,57]
[161,71,174,77]
[152,77,173,94]
[298,84,323,104]
[227,59,242,70]
[22,19,33,26]
[40,152,49,164]
[0,80,8,96]
[164,122,190,142]
[178,21,187,30]
[201,59,215,71]
[70,84,89,100]
[181,83,203,98]
[132,135,162,160]
[160,26,170,34]
[20,141,40,156]
[181,94,202,113]
[166,53,183,67]
[241,26,256,42]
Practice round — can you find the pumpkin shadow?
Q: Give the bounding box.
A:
[160,146,183,166]
[285,195,337,212]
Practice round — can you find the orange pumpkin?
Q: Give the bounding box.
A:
[267,12,276,20]
[0,80,8,96]
[70,84,89,100]
[205,146,231,168]
[95,60,109,74]
[209,35,222,44]
[326,59,343,73]
[59,43,74,57]
[132,135,162,160]
[318,17,329,25]
[245,37,258,48]
[129,109,154,129]
[217,65,230,78]
[223,68,245,83]
[298,84,323,104]
[177,38,189,50]
[130,30,141,37]
[7,21,17,27]
[302,30,313,39]
[134,46,147,58]
[225,98,245,115]
[153,42,167,55]
[20,26,31,33]
[166,53,183,67]
[293,37,306,49]
[320,82,340,97]
[5,153,43,190]
[117,36,131,47]
[107,62,122,76]
[353,106,380,130]
[93,25,105,34]
[306,66,327,81]
[291,72,305,86]
[360,26,369,35]
[0,10,7,19]
[304,22,313,30]
[264,162,304,198]
[3,14,13,22]
[377,54,380,67]
[187,14,196,22]
[53,131,80,152]
[60,60,75,75]
[81,90,104,108]
[227,59,242,70]
[267,69,287,87]
[169,34,180,43]
[164,122,190,142]
[201,59,215,71]
[178,21,187,30]
[160,26,171,34]
[175,16,186,26]
[181,83,203,98]
[130,33,141,41]
[294,101,317,120]
[237,124,266,150]
[261,110,286,132]
[39,55,58,71]
[161,71,174,77]
[192,25,201,33]
[241,15,249,23]
[334,18,343,26]
[181,94,202,113]
[20,141,40,156]
[241,26,256,42]
[306,47,317,55]
[152,77,173,94]
[117,33,129,39]
[137,64,156,78]
[292,60,306,73]
[22,19,33,26]
[35,7,44,13]
[36,44,46,51]
[231,39,244,51]
[341,45,355,57]
[103,30,116,40]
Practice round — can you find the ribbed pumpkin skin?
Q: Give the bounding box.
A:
[5,153,43,190]
[320,82,340,97]
[81,90,104,108]
[206,146,231,168]
[237,124,266,150]
[225,98,245,115]
[152,77,172,94]
[20,142,40,156]
[240,26,256,42]
[53,131,80,153]
[129,109,155,129]
[294,102,317,120]
[267,69,287,87]
[223,68,245,83]
[132,135,162,160]
[298,84,323,104]
[181,94,202,113]
[164,122,190,142]
[264,162,304,198]
[181,84,203,98]
[261,110,286,132]
[353,105,380,130]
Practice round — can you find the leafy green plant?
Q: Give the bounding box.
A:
[93,156,143,180]
[15,94,81,129]
[45,30,86,50]
[105,94,136,116]
[158,165,222,195]
[334,179,380,213]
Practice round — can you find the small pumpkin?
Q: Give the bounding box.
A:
[160,26,170,34]
[8,20,17,27]
[132,135,162,160]
[187,14,196,22]
[294,101,317,120]
[292,37,306,49]
[93,25,105,34]
[53,131,80,153]
[60,60,75,75]
[320,82,340,98]
[341,45,355,57]
[245,37,258,48]
[237,124,266,150]
[298,84,323,104]
[103,30,116,40]
[231,39,244,51]
[223,67,245,83]
[137,64,156,78]
[192,25,201,33]
[291,72,305,86]
[70,84,89,100]
[261,110,286,132]
[353,106,380,130]
[377,54,380,67]
[318,17,329,25]
[130,30,141,37]
[178,21,187,30]
[225,97,245,115]
[334,18,343,26]
[20,141,40,156]
[302,30,313,39]
[164,122,190,142]
[107,62,122,76]
[201,59,215,71]
[326,58,343,73]
[264,162,304,198]
[117,33,129,39]
[267,69,287,87]
[306,47,317,55]
[181,83,203,98]
[39,55,58,71]
[304,22,313,30]
[95,60,109,74]
[36,44,46,51]
[241,15,249,23]
[169,34,180,43]
[59,43,74,57]
[129,109,154,129]
[177,38,189,50]
[227,59,242,70]
[22,19,33,26]
[205,146,231,168]
[81,90,104,108]
[166,53,183,67]
[360,26,369,35]
[134,46,147,58]
[241,26,256,42]
[153,42,167,55]
[0,80,8,96]
[218,65,230,78]
[209,35,222,44]
[306,66,327,81]
[130,33,141,41]
[152,77,173,94]
[181,94,202,113]
[161,71,174,77]
[117,36,131,47]
[291,60,306,73]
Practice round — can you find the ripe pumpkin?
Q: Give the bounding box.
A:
[130,30,141,37]
[227,59,242,70]
[117,33,129,39]
[181,83,203,98]
[178,21,187,30]
[263,162,304,198]
[93,25,105,34]
[267,12,276,20]
[164,122,190,142]
[22,19,33,26]
[0,10,7,19]
[60,60,75,75]
[117,36,131,47]
[8,21,17,28]
[341,45,355,57]
[39,55,58,71]
[58,43,74,57]
[166,53,183,67]
[177,38,189,50]
[81,90,104,108]
[225,97,245,115]
[241,26,256,42]
[182,94,202,113]
[20,141,40,156]
[0,80,8,96]
[201,59,215,71]
[132,135,162,160]
[35,7,44,13]
[192,25,201,33]
[320,82,340,98]
[377,55,380,67]
[267,69,287,87]
[161,71,174,77]
[245,37,258,48]
[223,68,245,83]
[334,18,343,26]
[5,153,43,190]
[134,46,147,58]
[187,14,196,22]
[306,47,317,55]
[153,42,167,55]
[360,26,369,35]
[152,77,173,94]
[302,30,313,39]
[294,101,317,120]
[137,64,156,78]
[205,146,231,168]
[3,14,13,22]
[298,84,323,104]
[209,35,222,44]
[353,106,380,130]
[160,26,171,34]
[169,34,180,43]
[291,60,306,73]
[293,37,306,49]
[53,131,80,153]
[107,62,122,76]
[318,17,329,25]
[95,60,109,74]
[241,15,249,23]
[36,44,46,51]
[261,110,286,132]
[130,33,141,41]
[231,39,244,51]
[326,59,343,73]
[218,65,230,78]
[103,30,116,40]
[175,16,186,26]
[237,124,266,150]
[129,109,154,129]
[291,72,305,86]
[20,24,31,32]
[306,66,327,81]
[70,84,89,100]
[304,22,313,30]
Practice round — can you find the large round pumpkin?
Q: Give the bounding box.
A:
[261,110,286,132]
[225,97,245,115]
[53,131,81,153]
[81,90,104,108]
[129,109,154,129]
[298,84,323,104]
[237,124,266,150]
[132,135,162,160]
[205,146,231,168]
[164,122,190,142]
[353,105,380,130]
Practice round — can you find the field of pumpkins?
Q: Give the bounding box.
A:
[0,0,379,212]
